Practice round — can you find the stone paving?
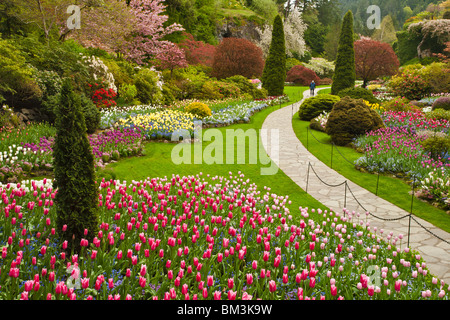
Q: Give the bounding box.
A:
[261,87,450,285]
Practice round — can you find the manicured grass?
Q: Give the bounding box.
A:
[317,87,332,95]
[101,86,326,213]
[291,117,450,233]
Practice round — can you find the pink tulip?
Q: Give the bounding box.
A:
[331,284,337,297]
[269,280,276,293]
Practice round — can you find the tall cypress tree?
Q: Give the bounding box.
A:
[54,79,99,253]
[262,15,286,96]
[331,10,356,95]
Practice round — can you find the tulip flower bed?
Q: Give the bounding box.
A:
[354,109,450,207]
[115,110,196,141]
[0,173,447,300]
[203,96,290,126]
[0,124,145,182]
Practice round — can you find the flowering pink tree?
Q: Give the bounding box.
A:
[124,0,184,65]
[156,43,188,77]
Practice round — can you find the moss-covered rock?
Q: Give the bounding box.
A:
[325,96,385,146]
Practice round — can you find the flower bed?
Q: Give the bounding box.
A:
[203,96,289,126]
[0,173,447,300]
[115,110,196,141]
[354,109,450,207]
[0,124,144,182]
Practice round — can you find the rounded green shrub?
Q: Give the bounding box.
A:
[298,94,340,121]
[337,87,379,104]
[134,68,163,105]
[185,102,212,119]
[421,135,450,160]
[425,108,450,121]
[325,96,385,146]
[432,97,450,111]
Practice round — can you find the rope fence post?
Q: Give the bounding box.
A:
[375,171,380,196]
[330,143,334,169]
[408,175,416,248]
[306,127,309,151]
[344,181,347,217]
[306,162,310,194]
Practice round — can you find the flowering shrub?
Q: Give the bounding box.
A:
[303,58,335,79]
[184,102,212,119]
[388,71,431,101]
[89,82,118,109]
[0,174,447,300]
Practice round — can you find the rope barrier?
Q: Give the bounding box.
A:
[305,160,450,248]
[297,88,450,248]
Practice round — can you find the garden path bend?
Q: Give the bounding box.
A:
[261,87,450,286]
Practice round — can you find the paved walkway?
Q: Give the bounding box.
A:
[261,87,450,285]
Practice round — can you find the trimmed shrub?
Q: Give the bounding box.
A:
[53,79,99,253]
[286,65,320,86]
[425,108,450,121]
[331,11,355,95]
[337,87,379,104]
[298,94,340,121]
[421,135,450,160]
[325,96,385,146]
[185,102,212,119]
[262,15,286,96]
[432,97,450,111]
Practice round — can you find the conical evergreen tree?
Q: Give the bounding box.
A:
[331,10,356,95]
[262,15,286,96]
[53,79,99,253]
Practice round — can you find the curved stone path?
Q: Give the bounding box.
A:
[261,87,450,285]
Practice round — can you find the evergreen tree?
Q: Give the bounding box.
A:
[331,10,355,95]
[262,15,286,96]
[53,79,99,253]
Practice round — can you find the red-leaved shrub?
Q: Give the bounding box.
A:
[286,65,320,86]
[212,38,264,79]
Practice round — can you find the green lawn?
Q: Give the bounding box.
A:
[100,86,327,214]
[291,117,450,233]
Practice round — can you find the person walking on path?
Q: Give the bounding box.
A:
[309,80,316,96]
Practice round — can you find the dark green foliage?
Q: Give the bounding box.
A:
[53,79,99,253]
[395,30,422,65]
[421,135,450,160]
[262,15,286,96]
[325,96,385,146]
[134,68,163,105]
[432,97,450,111]
[298,94,340,121]
[331,11,355,95]
[337,87,379,104]
[80,94,101,134]
[41,93,100,133]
